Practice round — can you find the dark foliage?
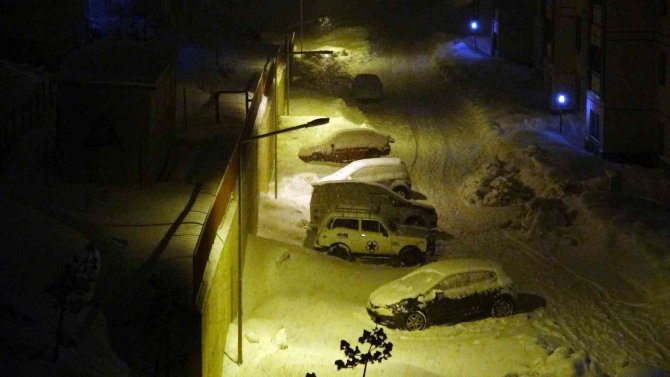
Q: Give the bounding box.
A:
[306,326,393,377]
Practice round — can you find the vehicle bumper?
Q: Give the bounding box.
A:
[366,307,403,328]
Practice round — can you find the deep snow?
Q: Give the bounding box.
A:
[227,27,670,377]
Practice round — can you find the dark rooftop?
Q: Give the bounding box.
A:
[58,40,176,87]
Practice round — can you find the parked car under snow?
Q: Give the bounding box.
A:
[318,157,412,197]
[310,181,437,230]
[367,258,517,330]
[298,128,395,163]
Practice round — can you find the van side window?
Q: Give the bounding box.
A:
[331,218,359,230]
[379,223,389,237]
[361,220,380,233]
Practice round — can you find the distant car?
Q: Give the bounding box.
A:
[298,128,394,163]
[352,74,383,102]
[319,157,412,197]
[313,209,434,265]
[367,259,517,330]
[310,181,437,229]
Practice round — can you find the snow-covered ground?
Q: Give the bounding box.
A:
[224,27,670,377]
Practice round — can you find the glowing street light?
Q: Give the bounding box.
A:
[556,93,568,133]
[470,20,480,51]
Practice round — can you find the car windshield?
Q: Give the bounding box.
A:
[399,270,444,292]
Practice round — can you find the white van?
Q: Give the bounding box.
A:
[318,157,412,197]
[309,181,437,230]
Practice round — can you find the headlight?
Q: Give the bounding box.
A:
[387,300,409,312]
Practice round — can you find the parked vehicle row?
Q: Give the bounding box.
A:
[296,126,518,331]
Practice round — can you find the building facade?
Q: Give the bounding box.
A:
[468,0,538,66]
[585,0,665,164]
[56,40,176,185]
[536,0,669,165]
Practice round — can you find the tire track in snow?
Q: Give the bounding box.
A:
[503,232,670,369]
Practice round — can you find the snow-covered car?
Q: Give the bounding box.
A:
[352,73,383,102]
[313,209,434,265]
[298,128,395,163]
[318,157,412,197]
[367,258,517,330]
[310,181,437,229]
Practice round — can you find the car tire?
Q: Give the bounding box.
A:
[399,247,424,266]
[404,216,425,227]
[366,149,381,158]
[393,186,409,198]
[491,296,514,318]
[328,243,353,262]
[404,311,427,331]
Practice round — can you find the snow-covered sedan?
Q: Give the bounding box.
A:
[298,128,395,163]
[367,259,517,330]
[318,157,412,197]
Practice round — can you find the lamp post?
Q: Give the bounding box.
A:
[273,49,333,198]
[276,49,333,116]
[470,20,480,51]
[556,93,567,133]
[235,117,329,364]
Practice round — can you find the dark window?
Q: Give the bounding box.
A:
[379,223,389,237]
[438,273,470,290]
[590,44,603,74]
[575,17,582,53]
[468,271,497,284]
[362,220,380,233]
[589,110,601,140]
[331,218,358,230]
[660,51,667,86]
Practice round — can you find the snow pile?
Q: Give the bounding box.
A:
[460,128,621,236]
[293,27,376,95]
[521,346,604,377]
[461,156,534,206]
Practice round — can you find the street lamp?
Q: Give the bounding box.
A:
[235,116,329,364]
[470,20,480,51]
[273,49,333,198]
[556,93,567,133]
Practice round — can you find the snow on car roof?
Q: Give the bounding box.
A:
[310,181,435,210]
[319,157,404,181]
[409,258,510,279]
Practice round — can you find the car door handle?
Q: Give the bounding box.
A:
[337,233,348,238]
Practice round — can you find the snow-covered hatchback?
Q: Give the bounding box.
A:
[318,157,412,197]
[367,258,517,330]
[298,128,395,163]
[313,210,434,266]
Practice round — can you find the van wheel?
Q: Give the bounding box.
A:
[399,247,423,266]
[366,149,381,158]
[393,187,409,198]
[404,216,425,227]
[328,243,353,262]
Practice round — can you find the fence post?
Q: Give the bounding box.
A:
[182,86,188,128]
[215,92,220,124]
